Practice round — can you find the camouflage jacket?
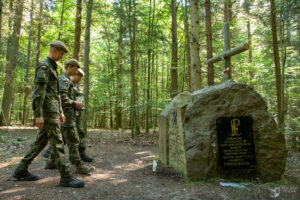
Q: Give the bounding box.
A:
[32,57,63,124]
[73,83,84,117]
[59,72,76,127]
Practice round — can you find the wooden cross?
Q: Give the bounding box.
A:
[207,23,249,80]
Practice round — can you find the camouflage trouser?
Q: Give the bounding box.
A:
[15,123,70,178]
[46,114,86,160]
[61,126,82,165]
[76,114,86,154]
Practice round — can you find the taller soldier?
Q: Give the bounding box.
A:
[13,40,85,188]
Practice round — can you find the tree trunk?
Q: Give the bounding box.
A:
[205,0,214,86]
[115,0,125,130]
[83,0,93,133]
[170,0,178,98]
[8,0,14,32]
[184,0,191,91]
[0,0,3,55]
[146,0,155,133]
[129,0,137,137]
[73,0,82,60]
[35,0,43,66]
[270,0,283,129]
[0,0,24,125]
[190,0,201,91]
[58,0,65,40]
[22,0,34,125]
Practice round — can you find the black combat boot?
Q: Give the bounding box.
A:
[59,176,85,188]
[80,153,94,162]
[13,171,39,181]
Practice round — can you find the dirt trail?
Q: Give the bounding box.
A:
[0,128,299,200]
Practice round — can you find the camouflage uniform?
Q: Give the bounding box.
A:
[73,83,86,154]
[59,72,82,165]
[14,57,70,178]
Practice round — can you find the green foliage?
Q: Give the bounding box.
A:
[0,0,299,137]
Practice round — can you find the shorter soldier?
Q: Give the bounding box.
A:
[71,69,94,162]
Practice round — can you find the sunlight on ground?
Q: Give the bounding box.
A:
[0,156,22,169]
[36,176,59,184]
[0,187,26,196]
[135,151,153,155]
[92,170,115,180]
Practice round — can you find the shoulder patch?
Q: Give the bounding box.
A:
[41,66,47,70]
[63,79,68,82]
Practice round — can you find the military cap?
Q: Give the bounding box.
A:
[50,40,68,53]
[65,59,81,68]
[77,68,84,76]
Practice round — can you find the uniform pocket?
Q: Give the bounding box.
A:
[44,112,59,125]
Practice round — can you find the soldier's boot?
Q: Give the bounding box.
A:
[75,162,95,175]
[80,152,94,163]
[59,176,85,188]
[13,161,39,181]
[41,147,51,159]
[44,159,57,170]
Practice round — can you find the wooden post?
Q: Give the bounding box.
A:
[224,23,231,80]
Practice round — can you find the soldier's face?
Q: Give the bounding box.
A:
[69,66,79,76]
[71,75,82,83]
[51,48,65,61]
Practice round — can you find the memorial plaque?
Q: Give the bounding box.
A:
[216,116,256,169]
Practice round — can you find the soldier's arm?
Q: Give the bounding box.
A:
[59,78,76,109]
[32,66,49,118]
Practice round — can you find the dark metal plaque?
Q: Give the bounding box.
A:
[216,116,256,169]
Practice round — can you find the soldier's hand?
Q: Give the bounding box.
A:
[75,101,84,111]
[59,113,65,124]
[35,117,44,130]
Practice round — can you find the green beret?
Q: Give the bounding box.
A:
[50,40,68,53]
[66,59,81,68]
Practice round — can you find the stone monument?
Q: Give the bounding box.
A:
[159,80,287,181]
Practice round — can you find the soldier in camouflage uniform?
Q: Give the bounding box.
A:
[13,40,85,188]
[71,68,94,162]
[44,59,94,174]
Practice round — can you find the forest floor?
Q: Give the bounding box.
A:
[0,127,299,200]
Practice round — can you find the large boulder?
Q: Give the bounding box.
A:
[184,80,287,181]
[159,80,287,181]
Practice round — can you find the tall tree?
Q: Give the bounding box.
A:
[8,0,14,32]
[58,0,65,40]
[190,0,201,91]
[129,0,138,137]
[0,0,24,125]
[170,0,178,98]
[243,0,253,86]
[184,0,191,91]
[146,0,155,133]
[83,0,93,133]
[35,0,43,66]
[22,0,35,125]
[270,0,283,129]
[73,0,82,60]
[0,0,3,55]
[115,0,125,130]
[205,0,214,86]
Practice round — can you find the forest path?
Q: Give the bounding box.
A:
[0,128,299,200]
